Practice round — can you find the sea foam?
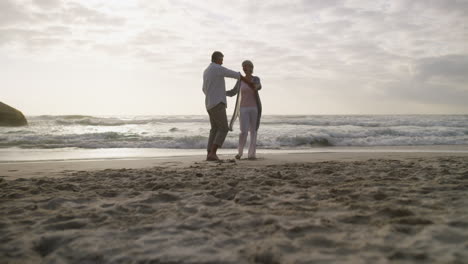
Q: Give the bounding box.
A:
[1,115,467,149]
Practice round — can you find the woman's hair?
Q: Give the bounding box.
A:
[242,60,254,67]
[211,51,224,62]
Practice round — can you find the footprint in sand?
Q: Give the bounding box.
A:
[34,235,75,257]
[45,220,88,231]
[141,192,180,203]
[339,214,371,225]
[394,217,433,225]
[378,207,414,218]
[302,236,342,248]
[388,251,428,261]
[41,198,69,210]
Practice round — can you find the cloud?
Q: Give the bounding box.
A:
[32,0,61,9]
[0,0,126,51]
[378,54,468,106]
[0,28,41,45]
[0,26,69,49]
[132,29,183,47]
[0,0,32,26]
[1,0,468,113]
[61,2,126,26]
[415,54,468,83]
[388,0,468,14]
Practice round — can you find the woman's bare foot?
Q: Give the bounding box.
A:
[247,156,256,160]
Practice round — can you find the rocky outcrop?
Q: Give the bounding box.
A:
[0,102,28,126]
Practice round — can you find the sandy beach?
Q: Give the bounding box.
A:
[3,0,468,262]
[1,152,468,263]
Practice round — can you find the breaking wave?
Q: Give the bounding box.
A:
[1,115,467,149]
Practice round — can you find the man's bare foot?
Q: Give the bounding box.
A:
[206,153,219,161]
[235,154,241,160]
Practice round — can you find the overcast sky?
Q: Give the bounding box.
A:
[2,0,468,115]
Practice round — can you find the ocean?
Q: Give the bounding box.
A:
[1,115,467,161]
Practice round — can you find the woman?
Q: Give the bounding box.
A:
[227,60,262,160]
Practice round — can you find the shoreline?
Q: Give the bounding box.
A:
[1,151,468,180]
[1,145,468,164]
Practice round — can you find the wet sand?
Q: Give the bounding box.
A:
[1,152,468,263]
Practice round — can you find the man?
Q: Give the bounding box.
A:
[202,51,251,161]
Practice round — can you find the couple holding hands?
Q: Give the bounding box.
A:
[202,51,262,161]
